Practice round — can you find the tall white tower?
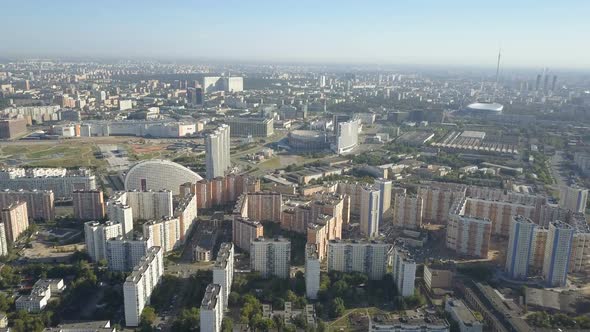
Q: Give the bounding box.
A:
[206,124,231,180]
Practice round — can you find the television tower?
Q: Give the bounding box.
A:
[493,48,502,101]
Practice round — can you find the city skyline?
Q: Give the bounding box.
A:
[2,0,590,69]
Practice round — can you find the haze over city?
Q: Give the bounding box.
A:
[2,0,590,68]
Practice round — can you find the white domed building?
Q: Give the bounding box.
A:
[124,160,202,195]
[464,102,504,116]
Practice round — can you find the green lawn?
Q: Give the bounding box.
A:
[0,142,108,169]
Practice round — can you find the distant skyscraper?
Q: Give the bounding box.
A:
[551,75,558,91]
[535,74,542,91]
[543,221,574,287]
[505,216,537,280]
[543,74,550,92]
[187,87,203,106]
[319,75,326,87]
[205,125,231,179]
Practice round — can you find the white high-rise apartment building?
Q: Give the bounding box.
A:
[107,190,175,239]
[505,216,537,280]
[226,77,244,92]
[107,203,133,237]
[200,284,223,332]
[543,221,575,287]
[213,243,234,309]
[206,125,231,180]
[84,221,122,262]
[392,246,417,297]
[106,236,152,272]
[142,217,184,253]
[250,237,291,279]
[0,223,7,257]
[327,240,391,280]
[333,119,360,154]
[305,244,320,300]
[559,185,588,214]
[123,246,164,327]
[360,186,381,238]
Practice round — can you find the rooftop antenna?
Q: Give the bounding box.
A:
[493,48,502,101]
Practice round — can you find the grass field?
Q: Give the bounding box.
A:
[0,142,108,169]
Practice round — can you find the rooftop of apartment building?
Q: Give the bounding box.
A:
[201,284,221,310]
[124,247,161,285]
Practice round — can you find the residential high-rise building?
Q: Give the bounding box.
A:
[212,243,234,308]
[392,246,417,297]
[305,244,320,300]
[530,227,548,272]
[559,185,588,214]
[1,201,29,243]
[72,190,105,221]
[505,216,537,280]
[246,191,282,222]
[174,193,197,242]
[543,221,575,287]
[205,125,231,180]
[0,223,8,257]
[107,203,133,237]
[232,216,264,252]
[187,87,204,105]
[123,247,164,327]
[418,184,466,224]
[393,194,423,230]
[192,173,260,209]
[108,190,174,222]
[306,214,334,260]
[142,217,184,253]
[0,189,54,221]
[360,186,380,238]
[375,178,392,222]
[250,237,291,279]
[327,240,390,280]
[447,199,491,258]
[106,236,152,272]
[200,284,223,332]
[84,221,123,262]
[0,167,96,200]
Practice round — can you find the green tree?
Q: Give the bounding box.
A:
[171,307,200,332]
[139,306,156,332]
[329,297,345,318]
[222,317,234,332]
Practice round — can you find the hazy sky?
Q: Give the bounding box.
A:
[2,0,589,69]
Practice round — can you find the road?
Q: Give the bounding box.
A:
[550,151,568,189]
